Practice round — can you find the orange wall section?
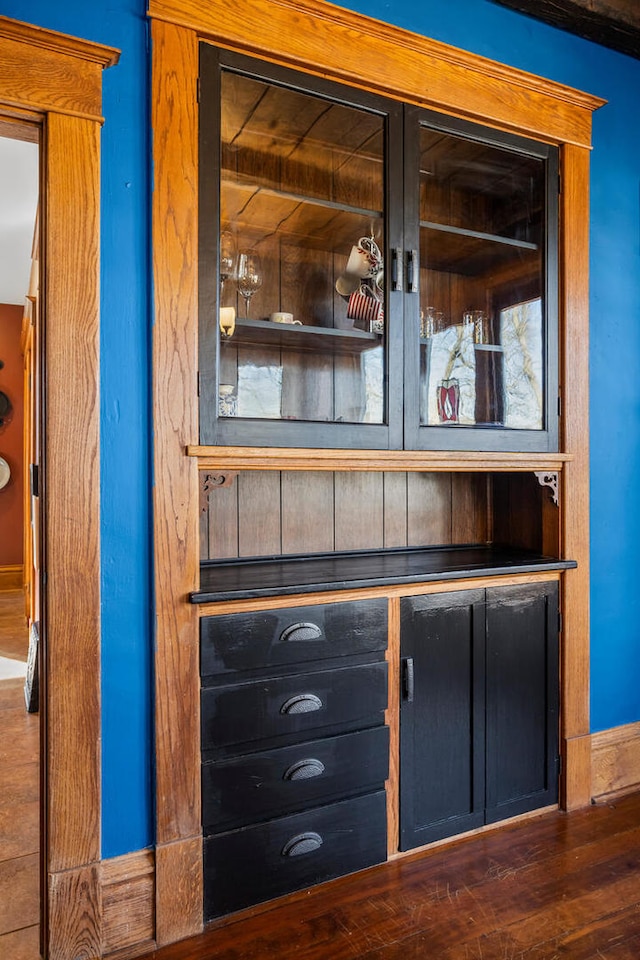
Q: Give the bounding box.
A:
[0,303,25,567]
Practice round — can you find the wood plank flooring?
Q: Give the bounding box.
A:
[143,791,640,960]
[0,591,39,959]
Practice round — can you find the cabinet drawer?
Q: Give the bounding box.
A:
[200,599,388,677]
[204,790,387,920]
[203,725,390,833]
[201,660,388,752]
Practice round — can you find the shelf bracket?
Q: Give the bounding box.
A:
[200,471,238,513]
[534,471,559,506]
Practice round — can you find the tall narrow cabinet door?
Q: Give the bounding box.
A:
[399,590,485,850]
[485,582,559,823]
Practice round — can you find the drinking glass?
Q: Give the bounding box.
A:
[236,251,263,319]
[219,231,236,296]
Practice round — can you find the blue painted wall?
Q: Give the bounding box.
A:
[3,0,639,856]
[0,0,153,856]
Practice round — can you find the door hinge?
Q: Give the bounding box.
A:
[557,394,562,417]
[197,371,200,397]
[30,463,39,498]
[558,611,563,634]
[196,77,201,103]
[558,171,562,195]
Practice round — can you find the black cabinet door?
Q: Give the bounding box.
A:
[399,589,486,850]
[484,582,559,822]
[400,583,559,851]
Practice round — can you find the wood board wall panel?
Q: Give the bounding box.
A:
[560,143,591,808]
[206,479,239,559]
[451,473,489,544]
[383,472,408,548]
[45,111,101,873]
[237,471,281,556]
[334,472,384,550]
[151,18,202,857]
[281,470,335,555]
[407,472,451,545]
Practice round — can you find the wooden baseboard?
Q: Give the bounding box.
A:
[155,836,203,948]
[101,849,156,958]
[0,564,23,591]
[591,721,640,800]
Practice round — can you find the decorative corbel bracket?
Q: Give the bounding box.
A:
[534,471,558,506]
[200,471,238,513]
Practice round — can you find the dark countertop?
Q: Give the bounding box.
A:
[191,544,577,603]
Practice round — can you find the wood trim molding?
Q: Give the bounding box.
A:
[151,17,203,945]
[188,446,573,473]
[0,18,118,121]
[101,850,155,959]
[148,0,604,147]
[560,144,591,810]
[592,722,640,800]
[0,563,23,591]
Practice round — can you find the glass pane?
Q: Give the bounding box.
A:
[418,126,545,431]
[217,70,386,424]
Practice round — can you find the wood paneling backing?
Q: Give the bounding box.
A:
[200,471,494,560]
[45,112,101,872]
[148,0,604,147]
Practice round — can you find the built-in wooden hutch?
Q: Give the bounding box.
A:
[150,0,602,946]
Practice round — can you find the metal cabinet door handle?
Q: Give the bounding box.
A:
[402,657,414,702]
[283,758,326,781]
[281,832,323,857]
[280,693,323,714]
[280,621,322,643]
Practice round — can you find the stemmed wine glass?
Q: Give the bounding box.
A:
[219,230,236,298]
[236,250,263,319]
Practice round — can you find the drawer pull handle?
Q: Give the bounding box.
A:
[281,831,323,858]
[280,622,323,643]
[283,758,325,781]
[280,693,323,715]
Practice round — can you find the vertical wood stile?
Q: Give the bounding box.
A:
[45,109,103,953]
[386,597,400,857]
[151,19,203,944]
[560,142,591,809]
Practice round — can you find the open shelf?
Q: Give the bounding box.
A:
[192,544,577,603]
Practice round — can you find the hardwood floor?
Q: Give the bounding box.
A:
[143,790,640,960]
[0,590,39,959]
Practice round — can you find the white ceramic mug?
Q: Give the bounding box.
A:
[271,312,301,325]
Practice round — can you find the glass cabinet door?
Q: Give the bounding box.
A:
[404,108,559,452]
[199,46,403,448]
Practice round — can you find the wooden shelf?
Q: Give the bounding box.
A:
[222,318,381,354]
[192,544,577,603]
[188,446,573,472]
[420,220,540,276]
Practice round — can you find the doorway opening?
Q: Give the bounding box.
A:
[0,126,41,956]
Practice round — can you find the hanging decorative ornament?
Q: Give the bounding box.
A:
[0,455,10,490]
[0,391,12,429]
